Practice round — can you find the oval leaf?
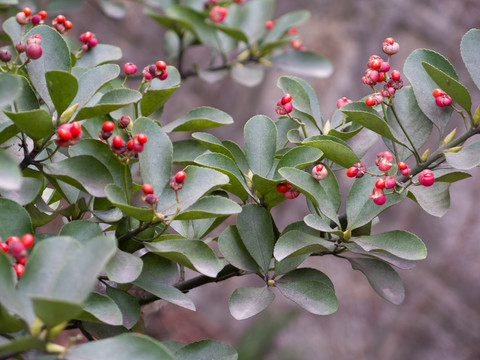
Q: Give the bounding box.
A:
[274,230,335,261]
[244,115,277,177]
[229,287,275,320]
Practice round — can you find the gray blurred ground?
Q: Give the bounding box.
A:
[63,0,480,358]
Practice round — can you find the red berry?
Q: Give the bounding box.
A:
[156,60,167,70]
[56,15,65,23]
[284,188,300,199]
[265,20,274,29]
[127,139,134,150]
[26,44,42,60]
[87,38,98,48]
[365,96,375,107]
[70,122,81,138]
[276,182,291,193]
[397,161,407,170]
[281,93,292,105]
[112,135,124,148]
[38,10,48,19]
[391,70,401,81]
[64,20,72,29]
[102,121,115,132]
[432,88,445,98]
[136,133,148,144]
[175,170,187,183]
[418,169,435,187]
[6,236,20,245]
[142,184,154,195]
[9,240,26,260]
[370,59,382,70]
[375,178,386,189]
[21,234,34,248]
[14,263,25,278]
[0,243,8,252]
[23,7,32,16]
[287,27,297,35]
[158,70,168,80]
[57,127,72,141]
[346,167,358,178]
[17,257,26,265]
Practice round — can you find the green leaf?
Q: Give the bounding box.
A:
[236,204,275,274]
[445,139,480,170]
[274,230,335,261]
[353,230,427,260]
[79,292,123,326]
[4,109,54,141]
[344,242,416,270]
[59,220,103,243]
[14,75,40,111]
[384,86,433,161]
[407,181,451,218]
[133,117,173,196]
[25,25,71,112]
[230,64,265,87]
[234,0,274,44]
[157,166,229,215]
[212,23,249,43]
[105,250,143,284]
[261,10,309,47]
[276,279,337,315]
[273,146,323,179]
[76,88,142,120]
[303,214,343,237]
[0,252,24,318]
[302,135,359,168]
[67,333,176,360]
[461,29,480,92]
[105,184,154,221]
[106,286,141,330]
[244,115,277,177]
[0,148,22,191]
[163,106,233,133]
[279,167,339,225]
[99,0,126,19]
[75,44,123,68]
[46,70,78,115]
[277,76,321,121]
[192,132,235,159]
[347,257,405,305]
[173,139,206,165]
[32,297,83,328]
[145,239,224,278]
[71,64,120,109]
[403,49,456,132]
[44,155,114,198]
[279,268,334,290]
[175,339,238,360]
[0,176,41,206]
[229,287,275,320]
[218,226,259,273]
[141,66,180,116]
[194,152,249,200]
[0,303,25,333]
[346,167,407,230]
[276,118,300,150]
[0,198,33,240]
[0,336,45,357]
[70,139,132,194]
[422,62,471,114]
[341,102,407,147]
[165,6,221,52]
[175,196,241,220]
[0,73,21,107]
[223,140,249,174]
[272,51,333,79]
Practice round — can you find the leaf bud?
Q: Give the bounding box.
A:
[420,148,430,162]
[441,127,457,146]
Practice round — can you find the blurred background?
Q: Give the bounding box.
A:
[7,0,480,358]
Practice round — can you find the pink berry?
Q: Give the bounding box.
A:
[418,169,435,187]
[283,102,293,114]
[370,187,386,205]
[375,178,386,189]
[265,20,274,29]
[15,41,27,53]
[384,176,396,189]
[435,95,453,107]
[133,143,144,153]
[31,14,42,24]
[400,166,411,176]
[383,38,399,55]
[26,44,42,60]
[312,164,328,180]
[209,6,228,22]
[336,97,351,108]
[391,70,401,81]
[87,38,98,48]
[375,151,394,172]
[284,188,300,199]
[0,49,12,63]
[144,194,158,205]
[123,62,137,75]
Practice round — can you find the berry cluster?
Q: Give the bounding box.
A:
[142,60,168,81]
[209,6,228,22]
[336,97,352,109]
[363,38,403,107]
[347,151,434,206]
[16,7,48,26]
[99,117,149,158]
[55,122,82,147]
[142,184,158,205]
[79,31,98,50]
[276,181,299,199]
[169,170,187,191]
[432,88,453,107]
[275,93,293,115]
[0,234,35,278]
[51,14,73,34]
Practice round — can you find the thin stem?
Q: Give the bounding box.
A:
[381,102,399,159]
[123,162,130,205]
[287,113,307,138]
[35,145,60,162]
[390,103,422,163]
